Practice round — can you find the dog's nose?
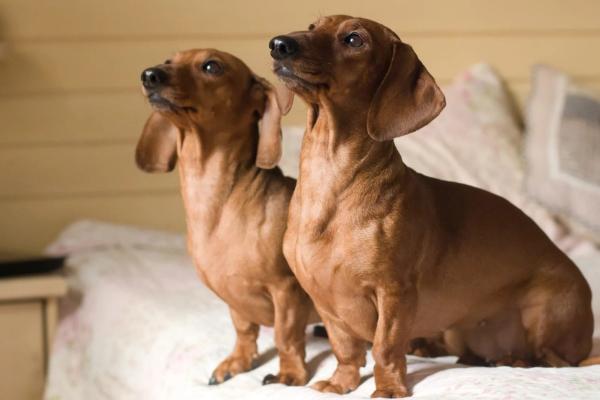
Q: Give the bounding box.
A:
[269,36,299,60]
[141,67,168,89]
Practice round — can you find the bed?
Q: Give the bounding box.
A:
[42,219,600,400]
[43,64,600,399]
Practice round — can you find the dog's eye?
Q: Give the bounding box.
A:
[164,59,172,64]
[308,23,316,31]
[201,60,223,75]
[344,32,364,48]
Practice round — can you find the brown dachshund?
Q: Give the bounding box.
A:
[270,16,594,397]
[136,49,318,386]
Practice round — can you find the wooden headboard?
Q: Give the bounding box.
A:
[1,0,599,257]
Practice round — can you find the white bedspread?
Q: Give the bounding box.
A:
[44,221,600,400]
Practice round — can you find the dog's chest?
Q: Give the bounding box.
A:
[179,171,282,325]
[286,179,383,337]
[187,222,278,325]
[285,202,380,339]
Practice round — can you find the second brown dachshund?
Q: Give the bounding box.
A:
[136,49,317,386]
[270,15,594,398]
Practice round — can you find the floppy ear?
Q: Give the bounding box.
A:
[274,83,294,115]
[135,111,180,173]
[367,41,446,141]
[253,76,294,169]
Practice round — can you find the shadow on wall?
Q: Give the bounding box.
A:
[498,73,525,129]
[0,8,60,87]
[0,8,72,148]
[0,12,53,95]
[0,11,5,59]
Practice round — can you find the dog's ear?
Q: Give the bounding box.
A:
[135,111,180,173]
[252,76,293,169]
[367,41,445,141]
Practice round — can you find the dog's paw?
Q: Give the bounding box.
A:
[371,387,409,398]
[208,372,232,385]
[262,370,308,386]
[310,380,352,394]
[209,355,254,385]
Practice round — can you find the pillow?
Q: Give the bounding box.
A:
[525,65,600,243]
[395,63,568,245]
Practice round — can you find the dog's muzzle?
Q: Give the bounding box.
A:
[269,36,299,60]
[141,67,168,89]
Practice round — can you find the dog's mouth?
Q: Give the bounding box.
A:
[273,63,324,91]
[146,92,197,113]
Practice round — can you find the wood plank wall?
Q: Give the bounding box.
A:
[1,0,599,257]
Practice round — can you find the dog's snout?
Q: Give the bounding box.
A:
[269,36,299,60]
[141,67,168,89]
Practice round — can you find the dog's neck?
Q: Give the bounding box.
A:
[176,123,262,236]
[302,101,406,188]
[293,101,409,239]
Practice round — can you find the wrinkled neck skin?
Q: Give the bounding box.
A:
[176,122,261,240]
[300,99,406,194]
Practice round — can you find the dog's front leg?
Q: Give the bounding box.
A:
[263,279,310,386]
[311,312,367,394]
[209,307,259,385]
[371,288,416,398]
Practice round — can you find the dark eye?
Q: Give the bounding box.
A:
[308,23,316,31]
[201,60,223,75]
[344,32,364,48]
[164,59,172,64]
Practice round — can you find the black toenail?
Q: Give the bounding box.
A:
[313,325,328,338]
[262,373,277,385]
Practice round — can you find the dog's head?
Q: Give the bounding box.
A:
[136,48,292,172]
[269,15,445,140]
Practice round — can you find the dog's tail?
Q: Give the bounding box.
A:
[579,356,600,367]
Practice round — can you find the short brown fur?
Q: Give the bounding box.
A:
[271,16,594,398]
[136,49,316,386]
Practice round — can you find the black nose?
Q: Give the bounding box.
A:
[269,36,299,60]
[141,67,168,89]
